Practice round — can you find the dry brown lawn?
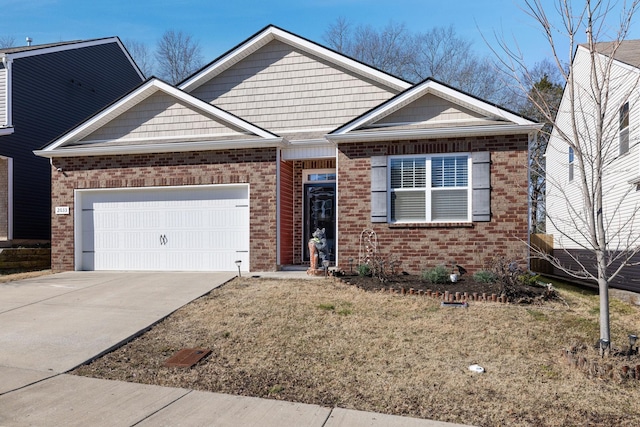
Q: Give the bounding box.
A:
[0,269,52,283]
[73,277,640,427]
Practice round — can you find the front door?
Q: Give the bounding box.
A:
[303,183,336,263]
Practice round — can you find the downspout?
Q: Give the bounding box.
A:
[276,147,281,269]
[7,157,12,241]
[334,144,339,268]
[527,131,534,272]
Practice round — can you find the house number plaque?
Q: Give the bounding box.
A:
[55,206,70,215]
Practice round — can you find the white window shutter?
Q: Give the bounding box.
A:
[371,156,387,222]
[471,152,491,221]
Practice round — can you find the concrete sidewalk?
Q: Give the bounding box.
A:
[0,271,473,427]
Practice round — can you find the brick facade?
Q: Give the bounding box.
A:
[50,148,277,272]
[336,135,529,275]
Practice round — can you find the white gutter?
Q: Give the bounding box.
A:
[34,137,287,158]
[326,124,543,144]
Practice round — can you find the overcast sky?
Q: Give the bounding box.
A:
[4,0,640,68]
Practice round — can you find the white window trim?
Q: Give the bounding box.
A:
[620,101,630,156]
[568,146,574,182]
[387,153,472,223]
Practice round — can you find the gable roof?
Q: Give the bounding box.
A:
[34,78,284,158]
[328,78,541,143]
[589,39,640,69]
[179,25,411,94]
[0,37,143,80]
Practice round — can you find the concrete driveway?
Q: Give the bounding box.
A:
[0,271,234,385]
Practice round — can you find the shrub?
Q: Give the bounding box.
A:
[357,264,371,277]
[517,272,541,287]
[421,265,450,284]
[473,270,497,284]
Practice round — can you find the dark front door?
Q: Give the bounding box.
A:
[303,183,336,262]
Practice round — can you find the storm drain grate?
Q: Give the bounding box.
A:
[163,348,212,368]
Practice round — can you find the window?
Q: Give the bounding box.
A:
[620,102,629,155]
[305,171,336,183]
[389,155,470,222]
[568,146,574,181]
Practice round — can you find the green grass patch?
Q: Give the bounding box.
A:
[317,303,336,311]
[318,301,353,316]
[526,309,548,321]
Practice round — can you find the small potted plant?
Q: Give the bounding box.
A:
[450,262,458,283]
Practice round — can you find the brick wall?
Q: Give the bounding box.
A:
[336,135,529,275]
[51,149,278,272]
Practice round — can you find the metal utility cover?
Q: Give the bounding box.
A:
[164,348,211,368]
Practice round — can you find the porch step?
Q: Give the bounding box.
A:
[279,265,308,272]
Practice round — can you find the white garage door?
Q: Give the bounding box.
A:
[76,185,250,271]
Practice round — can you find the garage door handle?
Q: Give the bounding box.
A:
[160,234,168,245]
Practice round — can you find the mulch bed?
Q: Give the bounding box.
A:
[336,273,557,304]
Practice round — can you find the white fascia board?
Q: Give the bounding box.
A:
[577,44,640,74]
[113,37,145,81]
[180,28,275,92]
[327,124,543,144]
[155,80,278,138]
[334,80,536,135]
[267,27,410,92]
[427,83,535,125]
[40,78,276,153]
[287,138,330,146]
[6,37,121,60]
[180,26,411,93]
[40,79,160,152]
[34,137,286,158]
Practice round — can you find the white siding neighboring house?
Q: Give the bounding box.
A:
[546,41,640,291]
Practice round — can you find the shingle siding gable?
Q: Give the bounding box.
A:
[377,94,485,125]
[189,40,399,135]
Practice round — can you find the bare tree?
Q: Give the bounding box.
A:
[410,25,506,102]
[496,0,640,347]
[323,19,509,104]
[0,35,16,49]
[125,39,155,78]
[324,17,352,54]
[155,30,204,85]
[325,20,415,79]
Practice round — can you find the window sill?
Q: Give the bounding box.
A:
[388,222,473,228]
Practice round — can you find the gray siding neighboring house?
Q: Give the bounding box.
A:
[0,38,144,241]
